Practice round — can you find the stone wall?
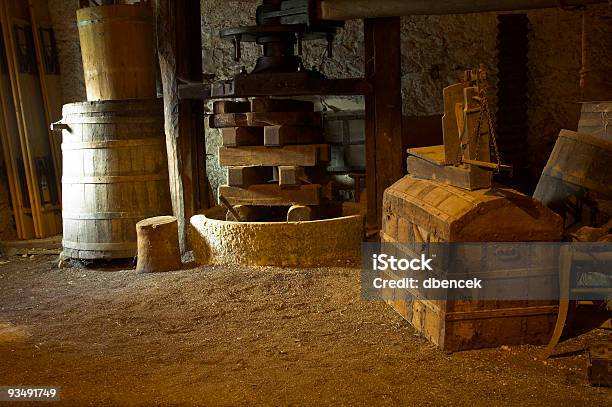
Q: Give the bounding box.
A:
[47,1,611,197]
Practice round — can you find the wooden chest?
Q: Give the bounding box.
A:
[381,175,564,351]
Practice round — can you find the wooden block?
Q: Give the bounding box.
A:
[588,341,612,387]
[278,166,305,187]
[135,216,181,273]
[250,97,314,113]
[226,166,271,187]
[407,154,491,190]
[219,144,330,167]
[408,145,446,165]
[248,112,321,127]
[442,83,464,165]
[219,184,321,206]
[210,113,249,128]
[264,125,323,146]
[221,127,263,147]
[211,112,321,128]
[287,205,313,221]
[213,100,250,114]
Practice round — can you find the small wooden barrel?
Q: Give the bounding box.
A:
[534,129,612,208]
[59,99,172,260]
[77,3,156,101]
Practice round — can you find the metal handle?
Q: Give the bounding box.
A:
[51,121,70,132]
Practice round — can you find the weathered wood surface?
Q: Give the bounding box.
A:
[250,98,314,113]
[61,100,172,260]
[320,0,607,20]
[380,174,564,351]
[219,184,321,206]
[587,342,612,387]
[364,17,404,231]
[213,100,250,114]
[407,155,491,191]
[577,102,611,141]
[442,83,463,165]
[383,175,563,242]
[210,112,322,128]
[407,145,491,190]
[221,127,263,147]
[219,144,330,167]
[278,166,305,187]
[179,76,371,100]
[77,4,157,101]
[226,166,271,187]
[157,0,209,254]
[136,216,181,273]
[263,125,323,146]
[534,129,612,205]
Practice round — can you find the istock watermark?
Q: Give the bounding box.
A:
[361,242,612,301]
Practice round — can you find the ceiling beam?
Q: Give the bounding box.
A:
[319,0,608,20]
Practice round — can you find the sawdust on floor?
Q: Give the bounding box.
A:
[0,255,610,406]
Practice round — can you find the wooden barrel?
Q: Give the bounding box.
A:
[77,3,157,101]
[577,101,610,141]
[59,99,172,260]
[534,129,612,208]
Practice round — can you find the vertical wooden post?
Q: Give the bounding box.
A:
[157,0,209,254]
[364,17,404,232]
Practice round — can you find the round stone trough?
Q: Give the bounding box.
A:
[190,206,364,267]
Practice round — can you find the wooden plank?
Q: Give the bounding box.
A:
[0,3,44,237]
[213,100,250,114]
[219,184,321,206]
[442,83,463,165]
[219,144,330,167]
[263,125,323,147]
[157,0,209,254]
[221,127,263,147]
[28,0,61,204]
[319,0,606,20]
[226,166,271,187]
[407,154,491,190]
[250,97,314,113]
[211,112,322,128]
[364,17,404,231]
[178,77,372,100]
[278,166,305,187]
[210,112,249,128]
[408,145,446,165]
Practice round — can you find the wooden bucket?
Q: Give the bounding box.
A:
[58,99,172,260]
[534,129,612,209]
[77,3,156,101]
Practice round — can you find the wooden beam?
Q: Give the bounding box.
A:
[226,166,271,187]
[250,98,314,113]
[221,127,263,147]
[178,77,372,100]
[210,112,322,128]
[263,126,323,147]
[157,0,210,254]
[364,17,404,231]
[219,145,330,167]
[278,166,305,187]
[319,0,607,20]
[219,184,321,206]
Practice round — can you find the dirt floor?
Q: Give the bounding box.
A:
[0,254,610,406]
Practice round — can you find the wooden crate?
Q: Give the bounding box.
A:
[381,175,564,351]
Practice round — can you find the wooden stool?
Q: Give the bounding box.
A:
[136,216,181,273]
